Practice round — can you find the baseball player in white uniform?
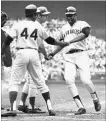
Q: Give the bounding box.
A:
[49,6,101,115]
[17,6,67,114]
[1,4,68,117]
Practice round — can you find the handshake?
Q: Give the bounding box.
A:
[44,53,54,61]
[44,41,70,61]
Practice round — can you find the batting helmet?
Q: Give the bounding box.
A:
[37,6,51,15]
[65,6,76,15]
[25,4,37,17]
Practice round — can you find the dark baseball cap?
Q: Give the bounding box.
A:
[65,6,76,15]
[25,4,37,16]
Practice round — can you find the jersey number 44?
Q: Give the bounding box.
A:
[21,28,38,40]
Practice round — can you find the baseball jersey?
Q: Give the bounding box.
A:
[59,20,91,53]
[8,19,49,50]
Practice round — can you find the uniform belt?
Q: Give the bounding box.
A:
[16,47,37,50]
[66,49,84,54]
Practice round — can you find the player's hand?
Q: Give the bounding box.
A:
[45,53,54,60]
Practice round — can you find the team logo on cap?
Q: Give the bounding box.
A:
[65,6,76,15]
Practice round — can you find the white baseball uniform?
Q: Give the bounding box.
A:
[8,19,50,94]
[20,20,50,101]
[59,20,95,97]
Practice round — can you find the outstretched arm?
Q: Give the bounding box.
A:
[48,27,91,58]
[50,32,87,57]
[69,27,90,44]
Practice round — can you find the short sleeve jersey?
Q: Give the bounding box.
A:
[59,20,91,53]
[8,19,49,50]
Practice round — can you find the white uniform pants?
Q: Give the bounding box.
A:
[64,51,95,97]
[9,49,49,94]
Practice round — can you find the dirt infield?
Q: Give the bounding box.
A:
[1,80,106,121]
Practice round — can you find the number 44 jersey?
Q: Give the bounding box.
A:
[8,19,49,50]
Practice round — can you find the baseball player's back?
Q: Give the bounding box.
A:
[10,19,39,49]
[9,19,49,50]
[1,4,56,117]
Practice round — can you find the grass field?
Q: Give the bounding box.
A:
[1,79,106,121]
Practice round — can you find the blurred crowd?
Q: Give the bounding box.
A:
[2,19,106,82]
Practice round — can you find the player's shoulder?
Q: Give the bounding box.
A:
[77,20,90,26]
[76,20,91,29]
[77,20,88,24]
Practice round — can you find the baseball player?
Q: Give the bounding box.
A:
[49,6,101,115]
[17,6,69,114]
[17,6,59,114]
[1,11,12,111]
[1,4,68,117]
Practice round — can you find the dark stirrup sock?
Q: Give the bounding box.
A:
[9,91,18,110]
[42,91,53,110]
[42,91,50,102]
[29,97,35,109]
[73,95,84,108]
[21,92,28,105]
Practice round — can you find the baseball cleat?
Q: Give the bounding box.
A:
[1,110,17,117]
[48,110,56,116]
[18,105,29,113]
[28,108,46,114]
[75,108,86,115]
[93,99,101,111]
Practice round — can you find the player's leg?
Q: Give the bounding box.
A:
[1,50,28,117]
[18,75,29,113]
[18,71,44,113]
[25,72,38,110]
[28,80,45,113]
[64,61,86,115]
[20,72,29,106]
[78,52,101,112]
[9,51,28,110]
[28,50,55,116]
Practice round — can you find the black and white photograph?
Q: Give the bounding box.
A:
[1,1,106,121]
